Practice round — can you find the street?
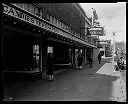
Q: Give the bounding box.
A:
[3,58,126,101]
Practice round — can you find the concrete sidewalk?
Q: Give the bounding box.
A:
[3,58,126,101]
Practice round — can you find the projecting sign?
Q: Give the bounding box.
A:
[89,27,104,36]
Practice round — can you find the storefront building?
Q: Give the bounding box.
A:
[2,3,97,80]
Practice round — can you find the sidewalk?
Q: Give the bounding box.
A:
[3,58,126,101]
[110,62,126,102]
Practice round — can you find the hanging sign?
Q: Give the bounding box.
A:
[89,27,104,36]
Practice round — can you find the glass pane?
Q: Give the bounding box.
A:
[33,45,39,69]
[34,6,39,16]
[23,3,29,11]
[29,4,34,14]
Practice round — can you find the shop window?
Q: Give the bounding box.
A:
[33,45,39,69]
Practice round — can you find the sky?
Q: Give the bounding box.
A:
[79,3,126,43]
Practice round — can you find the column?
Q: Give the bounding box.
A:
[42,36,48,79]
[82,46,86,65]
[71,44,75,69]
[39,37,43,78]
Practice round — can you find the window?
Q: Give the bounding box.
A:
[55,18,57,26]
[58,21,60,27]
[29,4,34,14]
[33,45,39,69]
[41,8,47,20]
[50,15,52,23]
[34,6,40,17]
[40,9,43,18]
[60,22,62,28]
[16,3,23,8]
[47,14,50,21]
[53,18,56,25]
[56,20,58,27]
[23,3,29,11]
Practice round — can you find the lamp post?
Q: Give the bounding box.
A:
[112,32,115,63]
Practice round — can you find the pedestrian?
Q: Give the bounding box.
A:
[46,52,54,81]
[116,54,120,71]
[119,56,125,71]
[77,53,83,69]
[98,52,101,64]
[88,55,93,68]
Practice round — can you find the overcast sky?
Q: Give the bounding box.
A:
[79,3,126,43]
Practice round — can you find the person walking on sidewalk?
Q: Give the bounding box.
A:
[98,52,102,64]
[78,53,83,70]
[46,52,54,81]
[119,56,125,71]
[88,55,93,68]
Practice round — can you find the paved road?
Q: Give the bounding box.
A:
[3,58,126,101]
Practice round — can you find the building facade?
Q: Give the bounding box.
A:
[3,3,97,80]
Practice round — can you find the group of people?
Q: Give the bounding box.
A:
[46,52,103,82]
[116,55,125,71]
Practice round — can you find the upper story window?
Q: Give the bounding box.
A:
[34,5,40,17]
[50,15,52,23]
[15,3,23,8]
[58,21,60,27]
[23,3,30,12]
[46,14,50,22]
[41,8,47,20]
[29,4,34,14]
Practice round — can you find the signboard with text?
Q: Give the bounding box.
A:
[89,27,105,36]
